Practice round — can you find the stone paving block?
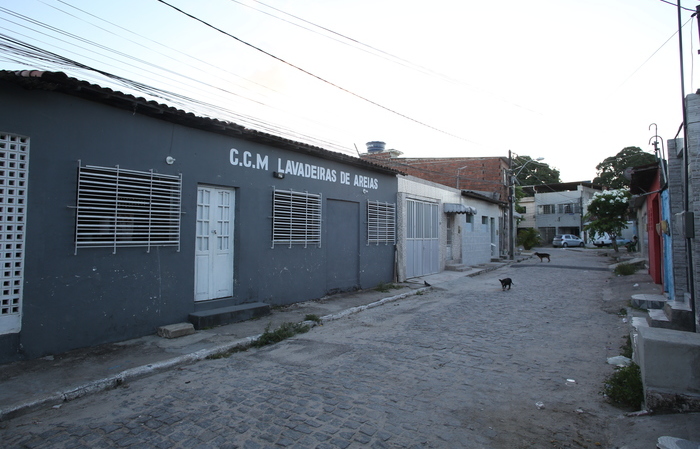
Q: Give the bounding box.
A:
[156,322,195,339]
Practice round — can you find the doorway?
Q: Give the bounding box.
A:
[194,186,234,301]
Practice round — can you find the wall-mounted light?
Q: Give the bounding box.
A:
[165,156,176,165]
[273,171,285,179]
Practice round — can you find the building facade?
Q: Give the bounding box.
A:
[0,71,399,362]
[523,182,603,244]
[361,144,510,257]
[395,176,503,281]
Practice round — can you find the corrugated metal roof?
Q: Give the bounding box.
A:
[444,203,477,214]
[0,70,403,176]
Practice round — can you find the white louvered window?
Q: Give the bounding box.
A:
[367,200,395,245]
[272,189,321,248]
[75,164,182,253]
[0,132,28,335]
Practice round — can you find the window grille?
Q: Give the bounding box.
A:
[540,204,555,214]
[367,200,395,245]
[0,132,28,334]
[558,203,580,214]
[272,189,322,248]
[75,164,182,253]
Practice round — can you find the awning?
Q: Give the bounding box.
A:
[444,203,477,214]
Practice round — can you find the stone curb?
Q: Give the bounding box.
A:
[0,266,504,422]
[0,287,435,422]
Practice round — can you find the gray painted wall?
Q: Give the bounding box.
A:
[0,80,397,361]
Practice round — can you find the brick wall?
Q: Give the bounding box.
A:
[361,152,508,201]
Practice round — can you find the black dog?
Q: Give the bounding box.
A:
[499,278,513,290]
[534,252,550,262]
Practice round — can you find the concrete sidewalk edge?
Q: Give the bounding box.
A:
[0,286,432,422]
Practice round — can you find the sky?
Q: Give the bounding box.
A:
[0,0,698,182]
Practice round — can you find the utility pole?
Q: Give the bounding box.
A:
[508,150,514,260]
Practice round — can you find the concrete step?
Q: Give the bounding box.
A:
[632,316,649,330]
[188,302,270,330]
[445,263,470,272]
[647,308,672,329]
[631,293,667,310]
[664,300,696,332]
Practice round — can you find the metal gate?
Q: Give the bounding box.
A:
[406,199,439,278]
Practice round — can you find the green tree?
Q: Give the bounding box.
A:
[592,147,656,189]
[517,228,541,250]
[584,189,631,252]
[513,156,561,185]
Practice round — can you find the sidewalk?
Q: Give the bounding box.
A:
[0,263,507,422]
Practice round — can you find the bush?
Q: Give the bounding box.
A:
[603,362,643,409]
[517,228,541,250]
[614,263,637,276]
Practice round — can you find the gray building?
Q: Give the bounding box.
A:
[522,182,603,244]
[0,71,399,362]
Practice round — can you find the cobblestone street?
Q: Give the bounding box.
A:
[0,250,673,448]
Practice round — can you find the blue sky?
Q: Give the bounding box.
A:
[0,0,697,182]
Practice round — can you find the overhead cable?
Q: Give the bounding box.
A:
[155,0,481,146]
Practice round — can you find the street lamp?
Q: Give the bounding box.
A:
[508,154,544,260]
[455,165,470,189]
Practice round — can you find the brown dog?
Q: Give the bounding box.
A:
[534,252,550,262]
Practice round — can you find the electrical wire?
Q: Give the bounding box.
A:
[616,15,693,90]
[658,0,695,13]
[154,0,481,146]
[226,0,543,116]
[0,32,361,154]
[0,4,365,155]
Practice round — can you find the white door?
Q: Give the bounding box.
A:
[195,186,234,301]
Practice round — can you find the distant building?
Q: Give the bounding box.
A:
[521,181,603,245]
[360,142,510,257]
[395,176,504,281]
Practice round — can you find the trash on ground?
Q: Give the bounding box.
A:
[607,356,632,367]
[535,401,545,409]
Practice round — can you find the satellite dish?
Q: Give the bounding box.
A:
[623,167,634,180]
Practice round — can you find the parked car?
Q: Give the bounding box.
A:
[592,236,631,247]
[552,234,584,247]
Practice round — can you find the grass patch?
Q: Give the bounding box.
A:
[304,314,321,323]
[614,263,637,276]
[375,282,401,293]
[251,322,310,348]
[603,362,643,409]
[620,334,633,359]
[206,345,249,359]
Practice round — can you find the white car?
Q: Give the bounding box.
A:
[592,236,631,247]
[552,234,584,248]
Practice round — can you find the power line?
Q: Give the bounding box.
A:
[227,0,543,116]
[155,0,481,146]
[0,3,364,155]
[658,0,695,13]
[616,15,693,90]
